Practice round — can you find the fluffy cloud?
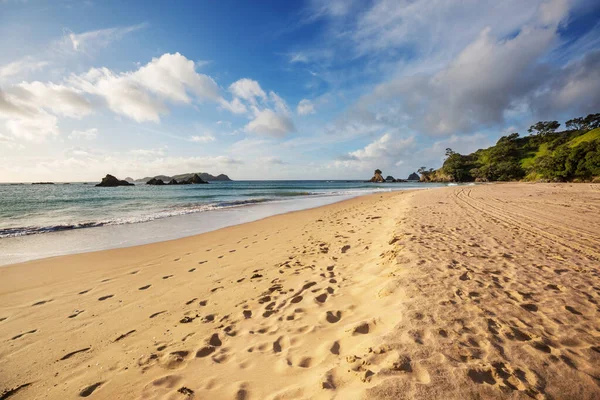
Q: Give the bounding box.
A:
[245,109,295,137]
[69,53,220,123]
[0,57,48,80]
[69,128,98,140]
[228,78,266,104]
[0,53,222,141]
[297,99,315,115]
[531,49,600,117]
[223,79,296,137]
[12,81,93,118]
[348,133,415,161]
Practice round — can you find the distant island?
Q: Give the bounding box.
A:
[419,112,600,183]
[131,172,232,183]
[367,169,417,183]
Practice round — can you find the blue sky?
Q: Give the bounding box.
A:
[1,0,599,181]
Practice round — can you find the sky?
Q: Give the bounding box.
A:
[1,0,599,182]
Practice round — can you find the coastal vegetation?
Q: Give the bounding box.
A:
[419,113,600,183]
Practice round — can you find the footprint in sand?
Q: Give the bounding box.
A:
[11,329,37,340]
[150,311,167,319]
[291,296,303,304]
[315,293,328,303]
[208,333,222,347]
[114,330,136,342]
[60,347,91,361]
[68,310,85,319]
[32,299,52,306]
[139,285,151,290]
[163,351,191,369]
[78,289,91,295]
[188,268,196,272]
[565,305,582,315]
[520,303,538,312]
[98,295,113,301]
[326,311,342,323]
[162,275,173,280]
[79,382,103,397]
[0,383,32,399]
[196,346,216,358]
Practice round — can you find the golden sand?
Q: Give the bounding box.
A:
[1,183,599,399]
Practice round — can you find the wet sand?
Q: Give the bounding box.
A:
[1,183,599,399]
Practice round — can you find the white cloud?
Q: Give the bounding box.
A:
[68,52,220,123]
[189,134,216,143]
[269,91,291,115]
[65,23,146,53]
[532,49,600,117]
[349,133,415,161]
[14,81,93,118]
[5,112,59,141]
[297,99,315,115]
[245,109,295,137]
[228,78,266,104]
[219,97,247,114]
[0,57,49,80]
[69,128,98,140]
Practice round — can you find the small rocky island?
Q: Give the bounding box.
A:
[95,174,135,187]
[146,173,208,185]
[367,169,407,183]
[407,172,420,181]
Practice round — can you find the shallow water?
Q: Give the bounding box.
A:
[0,180,447,265]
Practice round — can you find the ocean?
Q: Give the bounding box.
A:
[0,180,447,265]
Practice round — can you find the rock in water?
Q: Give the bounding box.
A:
[146,178,165,185]
[168,179,179,185]
[95,174,134,187]
[188,174,208,184]
[407,172,420,181]
[369,169,385,183]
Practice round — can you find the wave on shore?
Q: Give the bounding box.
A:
[0,188,396,239]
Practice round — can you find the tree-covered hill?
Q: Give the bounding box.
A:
[419,113,600,183]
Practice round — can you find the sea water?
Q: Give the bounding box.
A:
[0,180,447,265]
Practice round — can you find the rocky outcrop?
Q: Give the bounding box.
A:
[182,173,208,184]
[95,174,134,187]
[156,174,209,185]
[407,172,420,181]
[369,169,385,183]
[135,172,231,183]
[385,175,396,182]
[146,178,165,185]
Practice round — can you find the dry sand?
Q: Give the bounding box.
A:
[1,183,599,400]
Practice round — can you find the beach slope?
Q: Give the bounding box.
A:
[1,183,599,399]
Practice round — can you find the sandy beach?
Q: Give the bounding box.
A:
[1,183,599,400]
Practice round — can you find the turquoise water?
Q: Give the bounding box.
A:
[0,180,439,238]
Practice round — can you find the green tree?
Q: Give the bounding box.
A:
[566,117,585,131]
[528,121,560,136]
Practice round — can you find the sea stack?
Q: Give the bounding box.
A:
[369,169,385,183]
[95,174,134,187]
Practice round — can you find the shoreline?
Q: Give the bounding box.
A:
[0,185,438,267]
[1,183,598,399]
